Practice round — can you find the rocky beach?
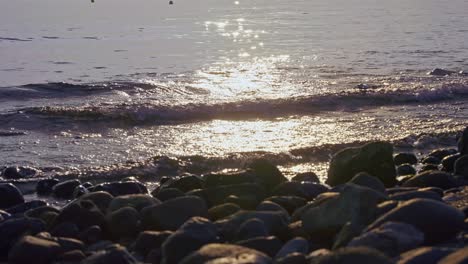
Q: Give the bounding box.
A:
[0,126,467,264]
[2,0,468,263]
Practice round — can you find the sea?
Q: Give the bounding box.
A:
[1,0,467,180]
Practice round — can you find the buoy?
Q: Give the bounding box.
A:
[169,0,173,4]
[91,0,94,3]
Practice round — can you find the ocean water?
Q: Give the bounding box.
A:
[1,0,467,179]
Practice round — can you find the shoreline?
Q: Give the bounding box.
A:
[0,126,467,263]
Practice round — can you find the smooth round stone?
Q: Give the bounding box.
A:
[442,154,461,172]
[36,179,59,195]
[53,180,81,199]
[152,187,185,201]
[291,172,320,183]
[180,243,272,264]
[397,164,416,176]
[275,237,309,259]
[394,153,418,166]
[397,247,455,264]
[236,236,283,258]
[235,218,269,241]
[438,247,468,264]
[454,155,468,179]
[402,171,457,190]
[421,156,441,165]
[107,206,140,239]
[0,183,24,209]
[208,203,241,221]
[366,198,465,244]
[8,235,61,264]
[134,230,172,256]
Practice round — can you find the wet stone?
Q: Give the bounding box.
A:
[0,183,24,210]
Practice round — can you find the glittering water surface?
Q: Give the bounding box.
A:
[0,0,467,177]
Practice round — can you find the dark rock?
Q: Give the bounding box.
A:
[376,201,398,217]
[0,217,46,260]
[52,200,107,231]
[394,153,418,166]
[219,210,289,241]
[159,176,171,185]
[397,164,416,176]
[428,148,457,160]
[454,155,468,179]
[2,166,22,179]
[390,190,442,201]
[327,141,396,187]
[235,218,269,241]
[141,195,208,231]
[245,158,288,190]
[145,248,162,264]
[438,247,468,264]
[291,192,339,222]
[134,230,172,256]
[208,203,241,221]
[161,217,218,264]
[276,253,307,264]
[310,246,393,264]
[257,201,289,215]
[8,235,61,264]
[89,181,148,196]
[428,68,455,76]
[0,183,24,209]
[3,166,39,179]
[161,174,204,193]
[442,154,461,172]
[85,240,115,252]
[349,172,386,194]
[107,194,160,213]
[332,221,364,249]
[419,164,439,173]
[52,179,81,199]
[107,206,140,239]
[72,185,89,198]
[301,184,387,241]
[81,245,138,264]
[275,237,308,259]
[402,171,457,189]
[291,172,320,183]
[188,183,266,208]
[180,243,272,264]
[78,225,103,245]
[397,247,455,264]
[265,196,307,215]
[386,187,418,195]
[366,198,465,244]
[236,236,282,257]
[458,127,468,155]
[24,205,59,219]
[224,194,259,209]
[152,187,185,201]
[53,236,85,253]
[272,182,328,200]
[50,222,80,238]
[204,170,256,188]
[287,221,310,241]
[348,222,424,257]
[55,249,86,262]
[421,155,441,165]
[6,200,46,215]
[77,191,114,213]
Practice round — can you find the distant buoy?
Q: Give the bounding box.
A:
[169,0,173,4]
[91,0,94,3]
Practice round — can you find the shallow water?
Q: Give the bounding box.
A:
[1,0,467,179]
